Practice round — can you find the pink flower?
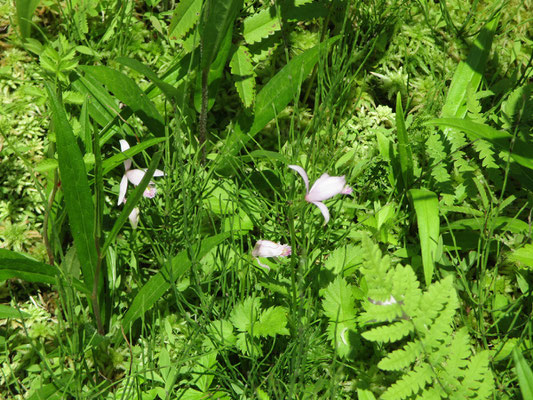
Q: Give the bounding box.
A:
[128,206,140,230]
[288,165,352,224]
[118,140,164,205]
[252,240,291,271]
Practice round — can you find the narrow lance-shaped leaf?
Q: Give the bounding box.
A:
[46,82,98,291]
[441,15,499,119]
[395,92,413,190]
[200,0,243,69]
[408,189,439,286]
[513,348,533,400]
[15,0,40,39]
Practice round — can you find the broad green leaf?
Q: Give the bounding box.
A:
[218,37,339,169]
[254,306,289,337]
[324,245,362,276]
[168,0,202,40]
[513,348,533,400]
[102,150,163,253]
[426,118,533,171]
[0,249,90,295]
[395,93,413,190]
[441,15,499,119]
[508,244,533,269]
[408,189,439,285]
[243,5,281,44]
[79,66,165,137]
[117,57,180,101]
[230,45,256,108]
[357,389,377,400]
[0,305,30,319]
[15,0,40,39]
[200,0,243,69]
[46,83,97,291]
[119,233,229,338]
[230,296,261,333]
[101,137,165,176]
[322,276,356,323]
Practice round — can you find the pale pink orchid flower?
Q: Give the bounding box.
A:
[128,206,140,230]
[288,165,353,224]
[252,240,291,271]
[118,140,164,206]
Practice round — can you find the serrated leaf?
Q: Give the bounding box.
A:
[169,0,202,40]
[230,297,261,333]
[230,45,256,108]
[254,306,289,337]
[323,276,356,323]
[243,7,281,44]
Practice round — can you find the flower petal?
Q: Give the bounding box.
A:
[126,169,146,186]
[288,165,309,193]
[120,140,132,171]
[306,174,347,202]
[255,258,271,271]
[341,185,353,195]
[312,201,330,225]
[153,169,165,177]
[118,174,128,205]
[129,207,140,230]
[143,186,157,198]
[252,240,291,258]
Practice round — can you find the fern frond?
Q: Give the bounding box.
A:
[361,320,413,344]
[378,340,421,371]
[381,363,433,400]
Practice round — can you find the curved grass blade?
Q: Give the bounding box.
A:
[46,82,97,291]
[513,348,533,400]
[101,137,165,176]
[395,92,413,191]
[118,232,229,339]
[80,65,165,137]
[408,189,439,286]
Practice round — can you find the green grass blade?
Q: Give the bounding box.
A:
[101,150,163,254]
[513,348,533,400]
[79,65,165,137]
[15,0,40,39]
[46,83,98,291]
[441,15,499,118]
[117,57,180,101]
[408,189,439,285]
[118,232,229,339]
[218,37,340,169]
[101,137,165,176]
[426,118,533,170]
[395,92,413,191]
